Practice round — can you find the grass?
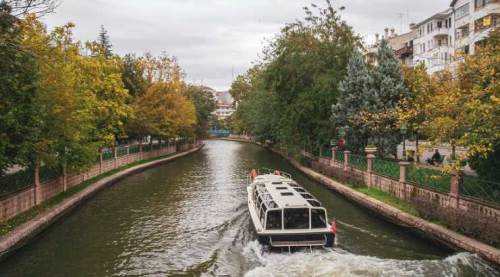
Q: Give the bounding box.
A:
[0,151,182,237]
[356,187,419,216]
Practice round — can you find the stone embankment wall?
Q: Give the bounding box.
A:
[0,142,197,222]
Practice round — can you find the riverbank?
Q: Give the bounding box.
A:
[0,144,204,261]
[220,137,500,266]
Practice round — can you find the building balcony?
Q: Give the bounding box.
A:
[394,45,413,58]
[432,28,451,37]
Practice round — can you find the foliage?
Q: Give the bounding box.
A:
[97,24,112,58]
[4,0,58,17]
[186,85,216,138]
[230,1,359,152]
[421,28,499,177]
[353,40,410,157]
[0,3,39,174]
[331,49,373,154]
[21,15,99,172]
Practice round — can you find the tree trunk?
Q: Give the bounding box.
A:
[416,132,420,163]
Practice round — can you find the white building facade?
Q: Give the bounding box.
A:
[413,0,499,74]
[412,9,455,74]
[452,0,500,56]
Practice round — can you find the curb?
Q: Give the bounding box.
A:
[0,144,204,261]
[221,138,500,266]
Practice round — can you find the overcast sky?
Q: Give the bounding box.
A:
[42,0,451,91]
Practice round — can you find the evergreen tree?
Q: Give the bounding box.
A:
[368,39,410,157]
[0,3,40,174]
[98,24,112,58]
[331,49,373,153]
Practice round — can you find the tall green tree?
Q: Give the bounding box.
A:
[258,0,359,152]
[0,2,39,174]
[98,24,112,58]
[331,49,373,153]
[186,85,216,138]
[355,39,410,157]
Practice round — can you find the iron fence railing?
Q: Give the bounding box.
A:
[129,144,140,154]
[373,158,400,180]
[335,151,345,162]
[0,168,34,196]
[350,154,367,171]
[116,146,128,157]
[102,149,114,160]
[407,166,451,193]
[461,176,500,206]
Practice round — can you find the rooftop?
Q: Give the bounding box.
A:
[254,174,322,209]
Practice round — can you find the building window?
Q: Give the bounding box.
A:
[455,3,470,20]
[437,21,442,29]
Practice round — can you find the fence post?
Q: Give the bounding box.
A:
[399,161,410,200]
[62,163,68,192]
[34,161,42,205]
[99,150,103,174]
[331,147,337,166]
[113,146,118,169]
[319,146,323,158]
[365,147,377,186]
[449,169,462,208]
[343,151,351,171]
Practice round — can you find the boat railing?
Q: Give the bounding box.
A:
[258,168,292,179]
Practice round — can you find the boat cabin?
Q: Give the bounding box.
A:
[252,175,328,231]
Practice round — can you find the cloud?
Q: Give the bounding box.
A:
[42,0,451,90]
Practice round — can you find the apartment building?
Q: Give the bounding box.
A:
[364,27,417,67]
[452,0,500,56]
[412,9,454,74]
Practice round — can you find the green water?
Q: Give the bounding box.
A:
[0,140,497,276]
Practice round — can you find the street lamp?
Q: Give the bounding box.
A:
[401,124,408,160]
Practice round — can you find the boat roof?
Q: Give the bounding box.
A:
[253,174,322,209]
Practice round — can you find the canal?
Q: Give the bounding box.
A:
[0,140,497,276]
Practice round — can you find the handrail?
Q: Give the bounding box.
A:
[259,168,292,179]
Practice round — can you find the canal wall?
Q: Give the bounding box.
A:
[221,137,500,266]
[0,143,204,261]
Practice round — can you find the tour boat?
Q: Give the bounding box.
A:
[247,168,336,249]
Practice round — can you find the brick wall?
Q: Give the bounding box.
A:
[0,142,197,223]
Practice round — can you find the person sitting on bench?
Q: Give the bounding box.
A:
[427,149,442,166]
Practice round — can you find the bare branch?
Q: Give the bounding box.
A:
[3,0,60,17]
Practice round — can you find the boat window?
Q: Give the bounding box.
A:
[307,199,322,207]
[301,193,314,199]
[293,188,306,193]
[276,187,288,190]
[266,210,282,230]
[284,208,309,229]
[289,183,299,187]
[260,205,267,224]
[281,192,293,196]
[311,209,327,228]
[271,182,283,184]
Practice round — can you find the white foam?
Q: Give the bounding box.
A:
[243,248,498,277]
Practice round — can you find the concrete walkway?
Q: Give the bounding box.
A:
[0,144,204,261]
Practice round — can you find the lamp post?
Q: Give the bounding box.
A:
[401,124,408,160]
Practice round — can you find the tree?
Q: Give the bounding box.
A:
[21,15,98,173]
[259,0,359,152]
[122,54,146,98]
[0,2,39,174]
[398,63,434,161]
[331,49,373,153]
[97,24,112,58]
[355,39,410,157]
[4,0,58,17]
[186,85,216,138]
[422,28,499,178]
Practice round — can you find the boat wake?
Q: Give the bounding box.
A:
[243,241,499,277]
